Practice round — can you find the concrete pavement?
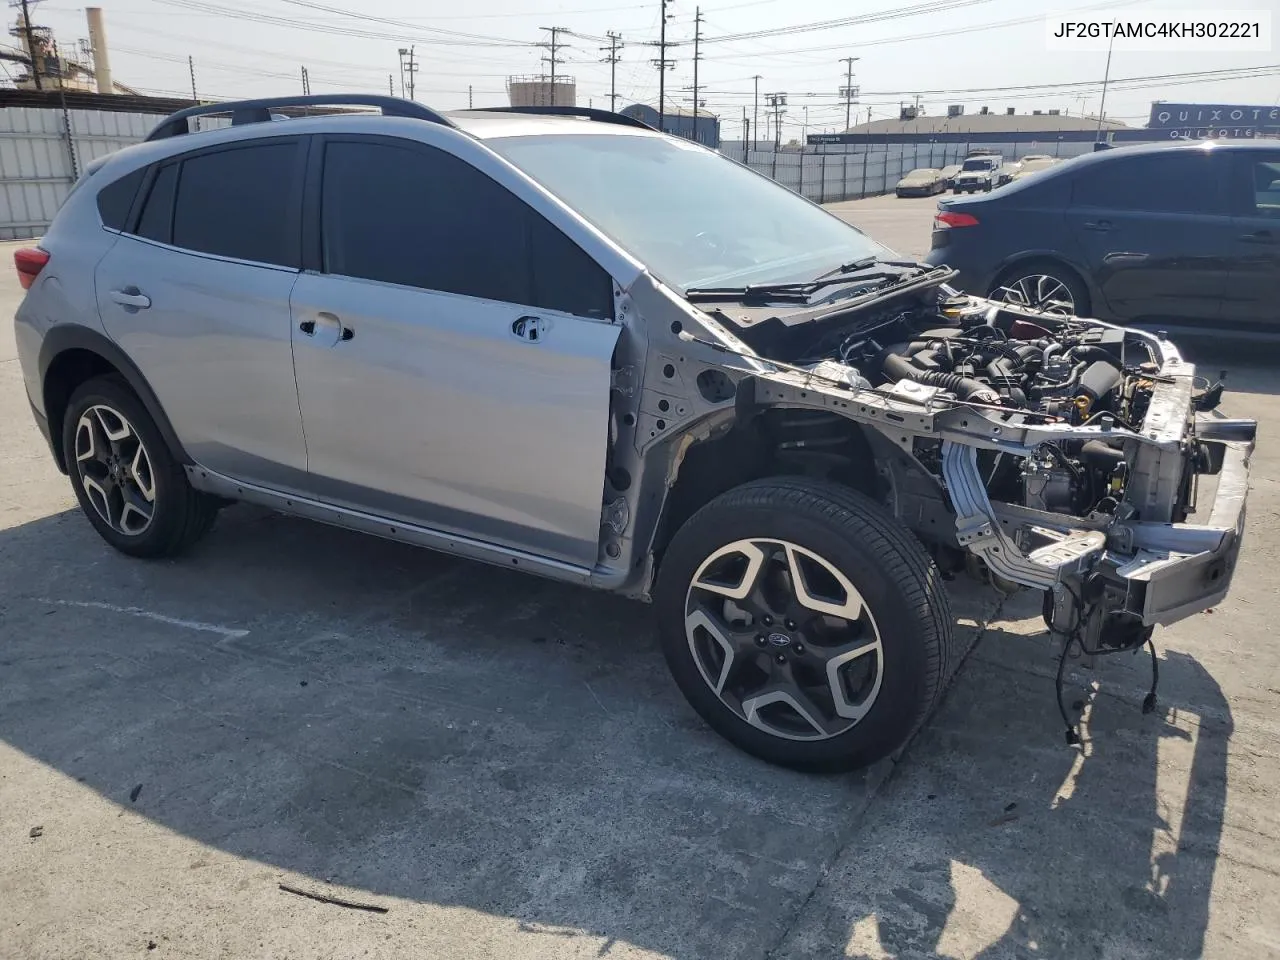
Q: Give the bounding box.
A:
[2,200,1279,959]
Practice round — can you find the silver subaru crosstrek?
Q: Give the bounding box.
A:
[14,96,1254,771]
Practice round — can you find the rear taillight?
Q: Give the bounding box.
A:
[14,247,49,290]
[934,211,979,230]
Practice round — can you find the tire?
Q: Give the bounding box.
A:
[61,375,218,558]
[989,259,1091,317]
[655,477,954,772]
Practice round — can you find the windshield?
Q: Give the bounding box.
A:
[961,158,994,171]
[490,133,891,290]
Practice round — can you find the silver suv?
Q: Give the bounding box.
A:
[14,96,1255,771]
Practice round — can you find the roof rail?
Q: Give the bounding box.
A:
[469,105,654,131]
[145,94,455,142]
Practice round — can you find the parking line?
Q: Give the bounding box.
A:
[36,598,249,640]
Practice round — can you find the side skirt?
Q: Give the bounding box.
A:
[186,465,596,587]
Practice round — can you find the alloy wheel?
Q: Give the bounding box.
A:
[73,404,156,536]
[995,274,1076,315]
[684,538,884,742]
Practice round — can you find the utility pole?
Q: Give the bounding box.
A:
[468,84,473,109]
[692,7,703,130]
[188,54,197,101]
[652,0,675,130]
[539,26,569,106]
[300,65,310,95]
[389,73,394,96]
[600,31,622,112]
[839,56,859,132]
[752,74,761,150]
[766,92,786,149]
[1095,32,1115,141]
[398,46,417,100]
[17,0,41,90]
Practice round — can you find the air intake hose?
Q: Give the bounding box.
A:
[881,352,999,403]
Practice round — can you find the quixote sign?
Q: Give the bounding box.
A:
[1147,102,1280,139]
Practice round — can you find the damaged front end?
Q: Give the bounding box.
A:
[688,275,1255,656]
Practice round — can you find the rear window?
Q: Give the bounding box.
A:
[96,167,146,230]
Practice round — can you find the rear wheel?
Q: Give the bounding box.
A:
[990,260,1090,317]
[655,478,954,772]
[62,376,218,558]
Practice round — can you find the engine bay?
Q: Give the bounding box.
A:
[715,287,1220,525]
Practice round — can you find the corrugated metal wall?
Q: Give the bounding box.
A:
[719,138,1118,204]
[0,107,155,240]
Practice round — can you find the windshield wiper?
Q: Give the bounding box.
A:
[686,259,935,304]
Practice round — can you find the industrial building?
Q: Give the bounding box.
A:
[620,104,719,147]
[810,106,1129,146]
[2,6,135,95]
[507,75,576,108]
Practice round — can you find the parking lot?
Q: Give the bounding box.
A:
[3,197,1280,960]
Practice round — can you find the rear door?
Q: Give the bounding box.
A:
[94,137,309,489]
[1222,149,1280,330]
[289,135,620,567]
[1064,149,1233,324]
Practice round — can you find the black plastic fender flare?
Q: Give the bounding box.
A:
[38,324,190,472]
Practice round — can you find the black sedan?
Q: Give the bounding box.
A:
[925,140,1280,334]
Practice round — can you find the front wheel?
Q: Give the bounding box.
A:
[655,478,954,772]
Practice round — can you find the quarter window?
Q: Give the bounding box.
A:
[320,139,612,319]
[96,167,146,230]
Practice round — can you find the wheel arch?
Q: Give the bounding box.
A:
[645,392,925,586]
[38,325,189,474]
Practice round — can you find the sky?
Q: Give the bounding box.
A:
[11,0,1280,141]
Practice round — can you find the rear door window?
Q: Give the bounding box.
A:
[1072,152,1223,215]
[319,138,612,319]
[171,142,299,266]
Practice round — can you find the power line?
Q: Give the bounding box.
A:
[697,0,1148,62]
[701,0,998,44]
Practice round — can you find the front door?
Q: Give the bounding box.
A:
[95,138,309,488]
[290,135,620,568]
[1222,149,1280,331]
[1064,149,1233,324]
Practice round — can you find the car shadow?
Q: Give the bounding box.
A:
[0,506,1229,958]
[774,588,1232,959]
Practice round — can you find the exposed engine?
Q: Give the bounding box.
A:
[828,301,1166,519]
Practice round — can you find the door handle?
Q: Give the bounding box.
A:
[1239,229,1276,244]
[109,288,151,309]
[1082,220,1113,232]
[316,311,353,342]
[511,315,548,342]
[300,313,352,343]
